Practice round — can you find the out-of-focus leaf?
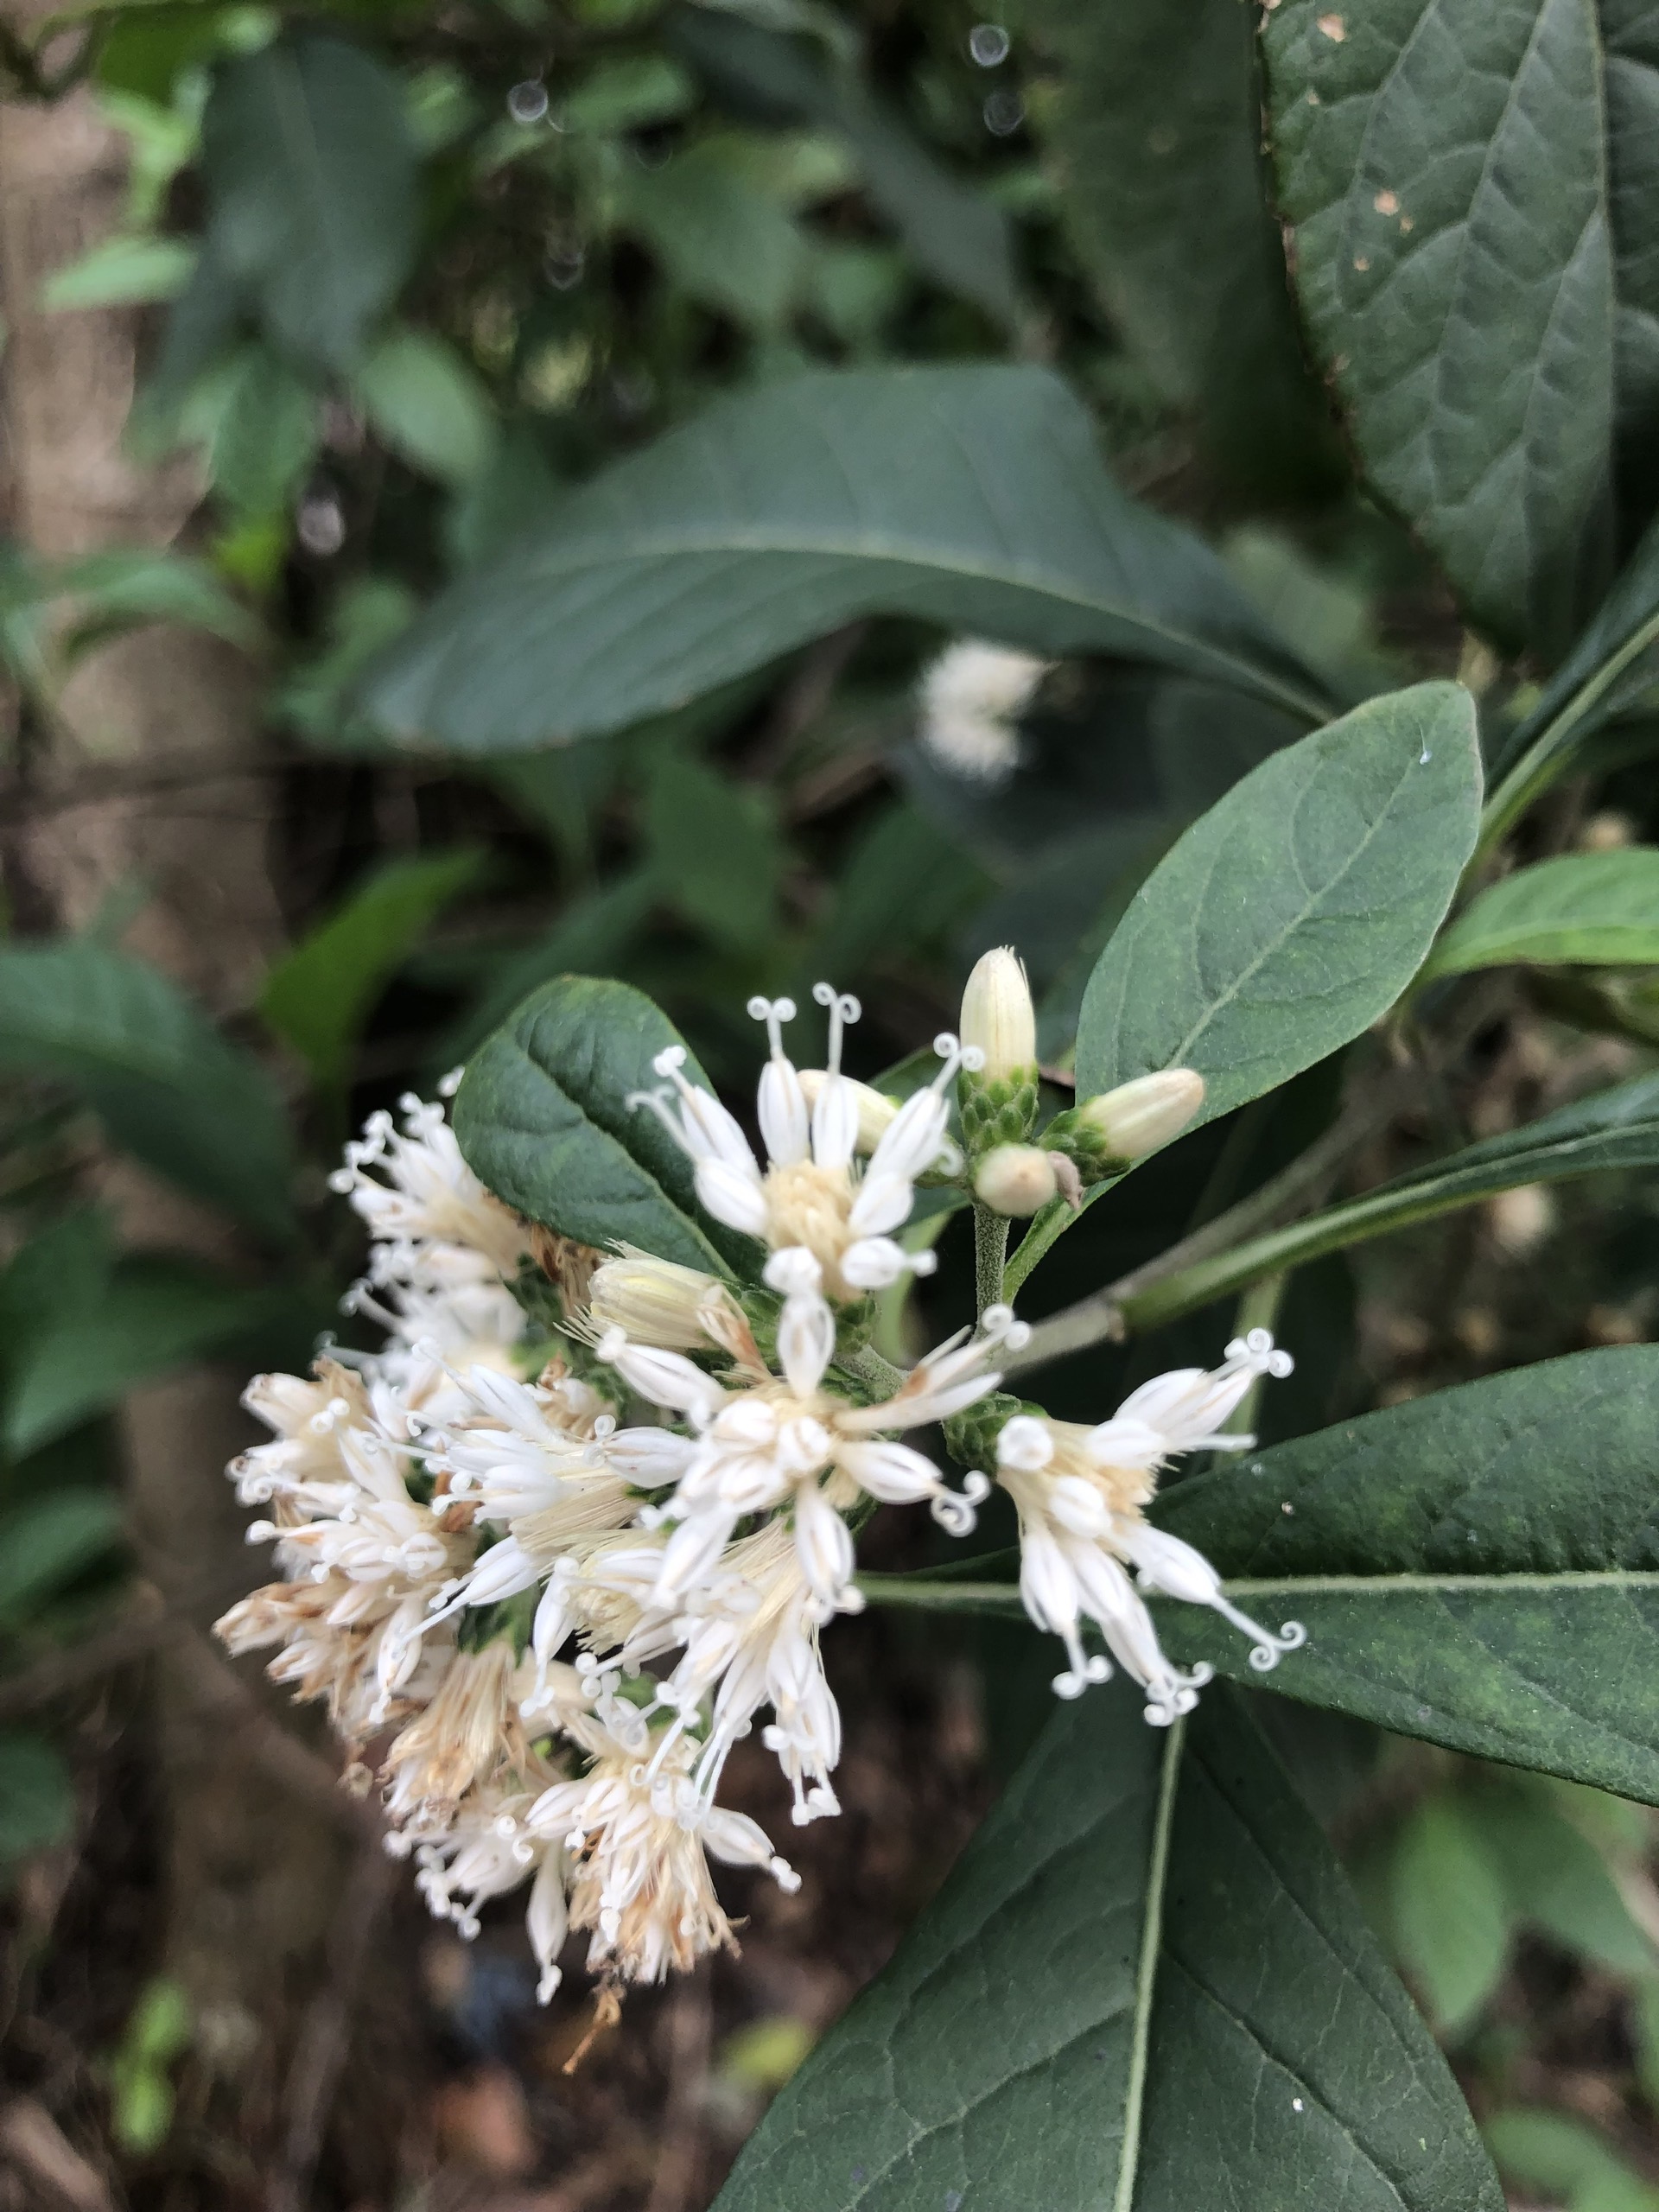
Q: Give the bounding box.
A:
[1486,2108,1659,2212]
[1388,1796,1512,2036]
[715,1681,1500,2212]
[171,342,320,524]
[669,3,1023,330]
[260,849,485,1088]
[363,365,1329,753]
[1260,0,1621,654]
[0,1736,74,1865]
[276,575,419,751]
[429,868,659,1073]
[1076,683,1480,1131]
[1026,0,1334,494]
[5,1257,310,1456]
[454,976,744,1273]
[0,942,296,1243]
[42,233,196,310]
[1474,1783,1656,1976]
[0,1493,123,1621]
[55,549,263,658]
[798,801,986,984]
[200,30,418,372]
[353,327,497,486]
[559,53,697,133]
[1427,849,1659,977]
[1115,1067,1659,1331]
[620,135,808,330]
[641,754,784,951]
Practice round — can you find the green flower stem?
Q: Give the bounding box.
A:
[1002,1175,1122,1301]
[1477,604,1659,861]
[973,1199,1010,1319]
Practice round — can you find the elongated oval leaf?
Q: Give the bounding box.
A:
[261,849,485,1089]
[1260,0,1620,654]
[362,365,1330,753]
[1152,1348,1659,1803]
[1427,849,1659,977]
[201,31,417,373]
[0,943,296,1243]
[452,977,744,1274]
[715,1682,1498,2211]
[1076,682,1480,1126]
[0,1492,123,1621]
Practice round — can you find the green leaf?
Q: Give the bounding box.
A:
[1485,2108,1659,2212]
[1076,683,1480,1131]
[353,327,497,486]
[1388,1796,1512,2037]
[715,1681,1499,2212]
[4,1257,309,1457]
[1484,511,1659,844]
[177,342,320,525]
[275,575,419,751]
[1427,849,1659,977]
[1148,1347,1659,1804]
[0,1735,74,1864]
[0,1492,123,1621]
[54,548,263,659]
[453,976,741,1274]
[620,135,808,332]
[42,232,196,310]
[0,942,296,1243]
[1026,0,1333,494]
[641,754,784,952]
[1113,1066,1659,1333]
[261,849,486,1089]
[200,30,417,372]
[1260,0,1618,655]
[1473,1783,1655,1976]
[668,6,1023,329]
[362,364,1329,753]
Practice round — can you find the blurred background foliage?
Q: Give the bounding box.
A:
[3,0,1659,2204]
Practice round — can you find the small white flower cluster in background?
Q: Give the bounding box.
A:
[219,980,1301,2005]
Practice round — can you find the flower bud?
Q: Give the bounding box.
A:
[797,1067,899,1154]
[959,947,1036,1084]
[588,1252,727,1351]
[1045,1069,1205,1184]
[973,1142,1058,1218]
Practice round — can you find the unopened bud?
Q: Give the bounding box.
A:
[588,1251,728,1351]
[958,947,1039,1154]
[973,1143,1058,1217]
[1046,1069,1205,1183]
[959,947,1036,1084]
[797,1068,900,1154]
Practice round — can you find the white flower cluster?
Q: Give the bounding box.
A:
[218,991,1302,2005]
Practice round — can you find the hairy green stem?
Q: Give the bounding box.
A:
[973,1200,1010,1318]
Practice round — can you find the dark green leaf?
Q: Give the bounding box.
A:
[1473,1783,1655,1975]
[261,849,486,1089]
[55,548,263,659]
[1261,0,1618,654]
[1076,683,1480,1129]
[620,137,808,331]
[0,1735,74,1864]
[0,1492,123,1620]
[0,943,295,1243]
[715,1681,1498,2211]
[641,755,784,952]
[453,976,741,1274]
[668,5,1023,329]
[1027,0,1334,494]
[1427,849,1659,976]
[5,1257,311,1458]
[1150,1348,1659,1803]
[276,575,419,752]
[362,365,1329,753]
[200,31,417,372]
